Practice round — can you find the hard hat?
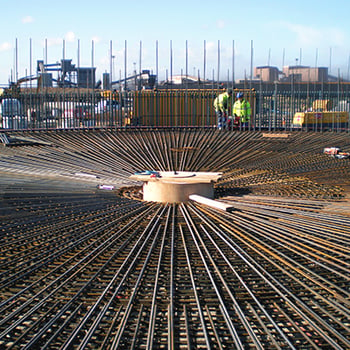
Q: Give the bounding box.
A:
[236,92,244,98]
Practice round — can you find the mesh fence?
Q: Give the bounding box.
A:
[1,86,349,131]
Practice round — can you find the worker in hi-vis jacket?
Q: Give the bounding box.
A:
[233,92,251,129]
[213,88,233,130]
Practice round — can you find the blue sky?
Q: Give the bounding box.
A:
[1,0,350,85]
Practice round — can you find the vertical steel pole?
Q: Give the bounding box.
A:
[170,40,173,126]
[156,40,159,87]
[91,40,95,128]
[124,40,127,91]
[139,40,142,77]
[185,40,188,88]
[110,40,113,85]
[63,39,65,60]
[250,40,253,91]
[250,40,254,130]
[78,39,80,69]
[45,39,47,65]
[185,40,189,125]
[29,38,32,89]
[217,40,220,90]
[15,38,18,83]
[170,40,173,87]
[124,40,127,127]
[273,80,277,130]
[91,39,94,68]
[77,39,80,91]
[91,40,94,90]
[232,40,235,89]
[156,40,159,125]
[28,38,32,128]
[203,40,206,82]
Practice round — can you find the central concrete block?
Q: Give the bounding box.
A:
[143,180,214,203]
[130,171,222,203]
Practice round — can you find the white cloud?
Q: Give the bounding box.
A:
[205,40,235,60]
[282,22,345,48]
[22,15,34,24]
[45,38,62,47]
[0,42,12,52]
[206,41,216,51]
[216,20,225,29]
[42,32,76,48]
[65,31,76,43]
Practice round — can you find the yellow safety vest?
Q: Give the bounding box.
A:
[214,92,230,112]
[233,99,251,122]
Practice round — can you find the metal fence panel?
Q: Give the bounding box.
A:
[1,87,349,132]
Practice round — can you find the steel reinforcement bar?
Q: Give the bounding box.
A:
[0,195,349,348]
[0,129,350,348]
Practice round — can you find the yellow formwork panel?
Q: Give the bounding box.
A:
[133,90,217,127]
[132,89,256,127]
[98,89,256,127]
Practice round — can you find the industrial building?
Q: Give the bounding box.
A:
[282,65,329,83]
[254,65,329,83]
[254,66,280,82]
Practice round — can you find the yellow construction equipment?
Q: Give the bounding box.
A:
[293,100,349,129]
